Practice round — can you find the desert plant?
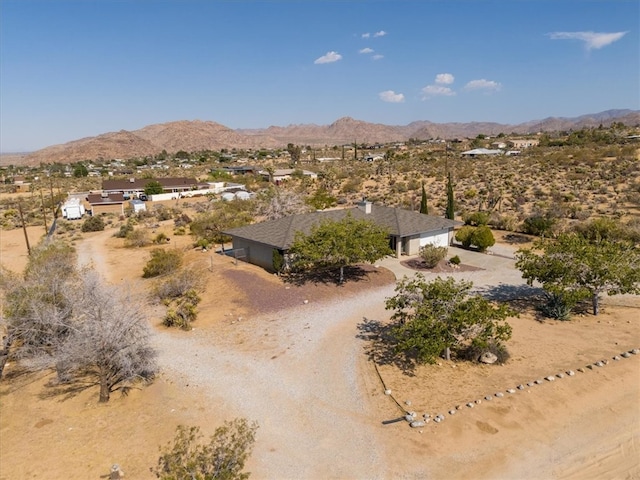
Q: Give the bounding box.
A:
[125,228,151,248]
[419,244,447,268]
[449,255,461,265]
[522,215,556,236]
[152,419,258,480]
[81,215,105,232]
[153,232,169,244]
[154,267,206,301]
[162,289,201,330]
[143,249,183,278]
[463,211,490,226]
[538,292,574,320]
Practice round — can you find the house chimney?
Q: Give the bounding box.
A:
[129,178,135,183]
[357,199,372,214]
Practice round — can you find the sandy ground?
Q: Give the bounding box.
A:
[0,224,639,479]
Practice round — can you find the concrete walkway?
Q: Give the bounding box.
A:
[376,242,540,301]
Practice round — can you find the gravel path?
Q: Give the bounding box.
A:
[154,285,395,479]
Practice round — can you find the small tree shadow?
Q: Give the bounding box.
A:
[38,374,97,402]
[284,265,371,286]
[356,317,417,376]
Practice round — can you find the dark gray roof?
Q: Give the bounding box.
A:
[87,193,125,205]
[224,204,462,250]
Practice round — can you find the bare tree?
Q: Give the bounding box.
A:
[255,188,309,221]
[0,242,78,378]
[56,271,157,402]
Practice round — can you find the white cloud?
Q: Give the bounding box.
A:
[379,90,405,103]
[464,79,502,92]
[314,51,343,64]
[359,47,374,54]
[435,73,455,85]
[421,85,456,98]
[372,54,384,60]
[548,31,627,50]
[361,32,370,39]
[374,30,387,37]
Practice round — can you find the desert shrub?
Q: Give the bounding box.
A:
[537,292,573,321]
[174,213,192,228]
[522,215,556,236]
[488,212,517,231]
[143,249,183,278]
[81,215,105,232]
[455,226,474,248]
[272,249,285,274]
[472,226,496,252]
[154,267,206,301]
[162,289,201,330]
[455,226,495,251]
[173,226,186,236]
[420,244,448,268]
[153,232,169,244]
[152,419,258,480]
[114,220,134,238]
[463,211,490,226]
[154,205,173,221]
[449,255,461,265]
[125,228,151,248]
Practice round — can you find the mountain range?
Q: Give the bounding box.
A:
[11,109,640,166]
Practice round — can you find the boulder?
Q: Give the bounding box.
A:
[479,352,498,364]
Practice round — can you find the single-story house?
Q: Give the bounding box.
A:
[86,193,125,216]
[262,169,318,183]
[508,139,539,149]
[224,201,462,271]
[461,148,503,157]
[101,177,208,198]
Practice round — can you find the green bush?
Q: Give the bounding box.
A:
[143,248,183,278]
[463,211,490,226]
[449,255,461,265]
[81,215,105,232]
[522,215,556,236]
[420,244,448,268]
[455,226,495,252]
[114,221,134,238]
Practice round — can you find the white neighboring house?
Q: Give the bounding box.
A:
[461,148,503,157]
[62,197,85,220]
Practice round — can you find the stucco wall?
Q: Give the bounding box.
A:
[230,238,274,271]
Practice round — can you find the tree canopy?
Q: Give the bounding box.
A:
[515,233,640,316]
[153,419,258,480]
[190,201,254,250]
[385,275,513,364]
[144,181,164,196]
[288,214,392,283]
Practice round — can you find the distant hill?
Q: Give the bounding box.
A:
[12,109,640,165]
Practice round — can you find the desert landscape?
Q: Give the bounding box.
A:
[1,204,638,479]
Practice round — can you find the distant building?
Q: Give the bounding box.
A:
[461,148,503,157]
[86,192,125,216]
[508,139,539,149]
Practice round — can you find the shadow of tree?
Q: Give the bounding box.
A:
[472,282,542,302]
[356,316,418,376]
[284,265,371,286]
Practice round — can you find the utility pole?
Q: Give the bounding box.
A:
[17,200,31,256]
[40,189,48,234]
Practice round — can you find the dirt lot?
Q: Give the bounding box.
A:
[1,223,639,479]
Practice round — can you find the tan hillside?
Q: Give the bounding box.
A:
[10,109,640,166]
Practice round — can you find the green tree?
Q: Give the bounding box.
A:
[153,419,258,480]
[286,143,301,165]
[385,275,513,364]
[144,181,164,196]
[288,214,392,283]
[445,172,455,220]
[73,164,88,177]
[419,183,429,214]
[515,233,640,316]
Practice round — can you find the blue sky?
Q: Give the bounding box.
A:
[1,0,638,152]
